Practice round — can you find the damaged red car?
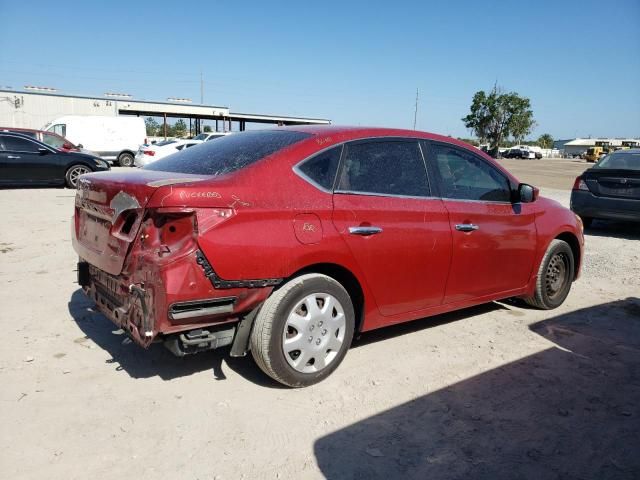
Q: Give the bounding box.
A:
[72,127,584,387]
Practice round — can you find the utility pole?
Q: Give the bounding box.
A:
[200,70,204,104]
[413,88,419,130]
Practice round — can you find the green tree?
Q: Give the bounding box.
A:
[462,86,535,152]
[144,117,160,136]
[537,133,554,149]
[173,119,187,137]
[203,125,212,132]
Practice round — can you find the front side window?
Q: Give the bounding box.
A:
[336,140,429,197]
[146,130,312,175]
[2,136,42,153]
[297,145,342,190]
[430,143,511,202]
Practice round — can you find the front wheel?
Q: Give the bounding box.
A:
[250,273,355,387]
[118,152,135,167]
[65,164,91,188]
[523,239,575,309]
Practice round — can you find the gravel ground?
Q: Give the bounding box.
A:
[0,186,638,480]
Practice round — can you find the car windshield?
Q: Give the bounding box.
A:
[145,130,312,175]
[595,151,640,171]
[192,133,209,141]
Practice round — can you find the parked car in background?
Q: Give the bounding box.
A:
[72,126,583,387]
[571,149,640,227]
[192,131,232,142]
[134,138,202,167]
[0,132,109,188]
[1,127,79,152]
[503,148,534,159]
[43,115,146,167]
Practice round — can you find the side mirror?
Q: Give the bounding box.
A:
[77,143,84,149]
[38,148,49,155]
[518,183,539,203]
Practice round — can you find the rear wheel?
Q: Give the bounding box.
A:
[523,239,574,310]
[250,273,355,387]
[118,152,134,167]
[65,164,91,188]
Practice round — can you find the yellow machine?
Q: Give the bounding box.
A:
[585,146,604,162]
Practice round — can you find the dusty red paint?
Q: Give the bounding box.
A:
[71,126,583,348]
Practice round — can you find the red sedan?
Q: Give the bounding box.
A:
[72,127,584,387]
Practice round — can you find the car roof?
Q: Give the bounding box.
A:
[257,125,483,150]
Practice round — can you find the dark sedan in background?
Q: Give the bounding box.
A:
[571,149,640,227]
[0,132,109,188]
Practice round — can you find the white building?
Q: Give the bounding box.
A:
[0,89,330,134]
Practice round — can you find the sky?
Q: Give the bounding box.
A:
[1,0,639,139]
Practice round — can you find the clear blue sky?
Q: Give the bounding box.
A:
[1,0,638,139]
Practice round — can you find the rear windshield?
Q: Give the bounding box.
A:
[145,130,312,175]
[155,139,178,146]
[595,152,640,171]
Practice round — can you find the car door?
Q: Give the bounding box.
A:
[331,138,452,317]
[423,140,537,303]
[0,134,62,184]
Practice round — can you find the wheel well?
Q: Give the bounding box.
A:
[291,263,365,333]
[555,232,581,279]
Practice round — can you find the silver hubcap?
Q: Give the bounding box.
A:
[282,293,346,373]
[69,166,90,186]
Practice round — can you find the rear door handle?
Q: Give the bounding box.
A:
[7,155,21,159]
[455,223,479,232]
[348,226,383,236]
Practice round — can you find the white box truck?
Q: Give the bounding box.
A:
[43,115,146,166]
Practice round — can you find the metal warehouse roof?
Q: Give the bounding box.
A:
[565,138,640,146]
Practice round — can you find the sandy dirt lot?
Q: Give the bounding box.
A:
[1,162,638,479]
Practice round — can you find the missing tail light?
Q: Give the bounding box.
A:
[143,208,234,260]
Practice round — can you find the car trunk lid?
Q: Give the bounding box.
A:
[583,169,640,199]
[72,170,207,275]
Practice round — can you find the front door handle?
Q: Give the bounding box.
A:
[455,223,479,232]
[348,226,383,236]
[7,155,21,159]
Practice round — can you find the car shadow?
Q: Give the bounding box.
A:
[314,297,640,479]
[67,289,283,387]
[68,289,513,386]
[585,220,640,240]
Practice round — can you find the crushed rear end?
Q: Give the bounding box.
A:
[72,170,272,353]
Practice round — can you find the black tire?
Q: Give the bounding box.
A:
[523,239,574,310]
[250,273,355,387]
[581,216,593,229]
[65,164,91,188]
[118,152,134,167]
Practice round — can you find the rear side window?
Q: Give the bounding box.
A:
[336,140,429,197]
[146,130,312,175]
[430,143,511,202]
[2,136,41,152]
[297,146,342,190]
